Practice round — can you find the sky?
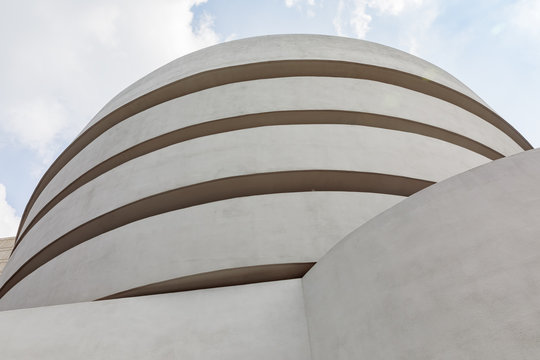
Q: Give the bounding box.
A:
[0,0,539,237]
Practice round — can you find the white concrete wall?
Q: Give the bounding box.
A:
[22,77,522,235]
[303,149,540,359]
[85,34,491,130]
[1,35,537,359]
[3,35,529,312]
[0,279,312,360]
[2,125,490,295]
[0,192,402,310]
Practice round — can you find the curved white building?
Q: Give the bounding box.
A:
[0,35,536,359]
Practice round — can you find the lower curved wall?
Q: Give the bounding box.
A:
[0,192,402,310]
[0,279,311,360]
[302,148,540,359]
[4,149,540,359]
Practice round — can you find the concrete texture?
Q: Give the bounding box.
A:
[0,35,535,359]
[0,237,14,276]
[3,124,490,297]
[21,77,522,237]
[0,192,402,309]
[17,35,529,248]
[4,35,528,308]
[0,279,311,360]
[303,148,540,359]
[84,34,491,131]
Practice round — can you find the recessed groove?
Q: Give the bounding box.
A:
[14,110,502,250]
[16,59,531,242]
[1,170,434,299]
[98,263,315,301]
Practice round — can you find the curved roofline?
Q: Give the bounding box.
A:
[13,34,532,248]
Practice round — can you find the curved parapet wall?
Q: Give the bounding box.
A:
[0,35,530,310]
[0,280,313,360]
[303,148,540,359]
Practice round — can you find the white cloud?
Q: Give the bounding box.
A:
[350,1,372,39]
[4,97,71,166]
[490,23,506,36]
[0,0,219,179]
[371,0,423,15]
[82,4,120,47]
[509,0,540,38]
[0,184,20,238]
[333,0,346,36]
[285,0,316,7]
[333,0,425,39]
[284,0,318,16]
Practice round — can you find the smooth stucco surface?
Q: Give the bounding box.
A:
[303,149,540,359]
[3,35,530,331]
[21,77,521,235]
[2,125,490,293]
[83,34,490,132]
[0,34,536,360]
[0,192,403,309]
[0,279,311,360]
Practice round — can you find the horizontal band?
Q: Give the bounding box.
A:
[17,59,530,242]
[99,263,315,301]
[14,110,502,250]
[1,170,434,299]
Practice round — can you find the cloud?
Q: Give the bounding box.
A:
[350,1,372,39]
[371,0,423,15]
[508,0,540,38]
[0,184,20,238]
[285,0,316,7]
[284,0,318,16]
[4,97,70,167]
[333,0,346,36]
[0,0,219,179]
[333,0,425,39]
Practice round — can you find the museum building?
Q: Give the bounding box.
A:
[0,35,538,359]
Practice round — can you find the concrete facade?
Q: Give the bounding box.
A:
[0,280,312,360]
[0,35,536,358]
[303,148,540,359]
[0,237,14,276]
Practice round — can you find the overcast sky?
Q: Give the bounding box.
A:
[1,0,539,237]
